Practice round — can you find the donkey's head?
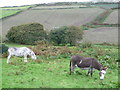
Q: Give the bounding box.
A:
[99,67,108,80]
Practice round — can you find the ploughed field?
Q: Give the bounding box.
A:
[104,10,119,24]
[1,7,105,39]
[81,27,118,44]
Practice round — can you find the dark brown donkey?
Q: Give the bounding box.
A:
[70,55,108,80]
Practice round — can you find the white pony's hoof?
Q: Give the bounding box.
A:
[7,62,9,64]
[24,61,28,63]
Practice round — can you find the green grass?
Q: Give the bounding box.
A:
[2,58,118,88]
[1,43,119,88]
[1,6,31,10]
[0,10,21,19]
[0,6,32,19]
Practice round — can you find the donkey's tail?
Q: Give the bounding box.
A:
[70,60,72,75]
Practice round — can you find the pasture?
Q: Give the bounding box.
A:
[1,43,118,88]
[0,10,21,19]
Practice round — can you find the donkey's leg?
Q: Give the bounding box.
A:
[90,68,93,77]
[86,68,91,76]
[24,55,28,63]
[70,63,77,75]
[7,54,11,64]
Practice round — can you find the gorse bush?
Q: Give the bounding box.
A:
[6,23,47,45]
[49,26,83,46]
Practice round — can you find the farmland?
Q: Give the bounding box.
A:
[0,10,21,19]
[104,10,119,24]
[1,43,119,88]
[91,3,119,9]
[81,27,118,44]
[0,6,32,19]
[1,7,105,40]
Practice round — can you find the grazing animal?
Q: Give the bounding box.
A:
[7,47,36,63]
[70,55,108,80]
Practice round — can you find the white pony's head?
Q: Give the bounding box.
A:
[30,51,37,60]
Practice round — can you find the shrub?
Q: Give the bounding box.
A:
[0,44,9,58]
[49,26,83,46]
[80,42,93,48]
[6,23,47,45]
[0,44,9,54]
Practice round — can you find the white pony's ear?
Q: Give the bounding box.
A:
[105,67,108,71]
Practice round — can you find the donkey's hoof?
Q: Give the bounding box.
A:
[86,74,88,76]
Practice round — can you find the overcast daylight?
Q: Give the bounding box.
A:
[0,0,119,7]
[0,0,91,7]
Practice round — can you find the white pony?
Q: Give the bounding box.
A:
[7,47,36,63]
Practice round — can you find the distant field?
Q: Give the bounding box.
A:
[0,10,21,19]
[0,6,32,19]
[92,4,119,9]
[32,5,87,10]
[81,27,118,44]
[1,8,105,40]
[104,10,119,24]
[1,6,31,10]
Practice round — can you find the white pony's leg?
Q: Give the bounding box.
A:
[24,54,28,62]
[7,54,11,64]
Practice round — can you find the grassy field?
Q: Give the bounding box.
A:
[0,6,32,19]
[1,43,118,88]
[1,6,32,10]
[0,10,21,19]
